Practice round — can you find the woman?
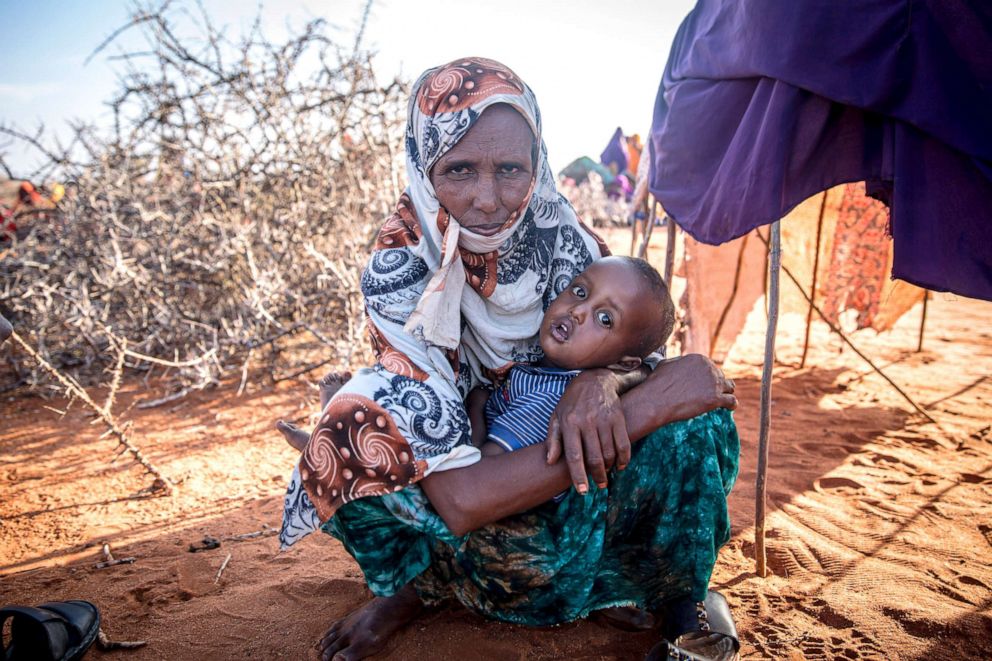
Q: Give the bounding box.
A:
[280,57,740,661]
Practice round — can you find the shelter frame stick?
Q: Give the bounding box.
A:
[917,291,929,352]
[753,233,939,425]
[755,221,781,578]
[800,191,828,367]
[636,201,658,259]
[663,215,677,286]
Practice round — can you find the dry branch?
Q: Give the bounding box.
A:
[1,1,404,394]
[9,331,174,495]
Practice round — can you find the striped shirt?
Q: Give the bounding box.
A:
[484,365,580,453]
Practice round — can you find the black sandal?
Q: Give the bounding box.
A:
[1,600,100,661]
[647,590,740,661]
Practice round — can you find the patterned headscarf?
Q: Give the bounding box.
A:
[365,56,609,389]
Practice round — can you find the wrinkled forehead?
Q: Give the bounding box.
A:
[407,57,541,176]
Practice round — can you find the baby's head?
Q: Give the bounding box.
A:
[539,256,675,371]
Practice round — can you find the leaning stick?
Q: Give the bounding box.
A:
[663,214,677,287]
[752,233,939,425]
[636,201,658,260]
[755,220,781,578]
[9,331,174,495]
[917,291,929,353]
[800,191,828,368]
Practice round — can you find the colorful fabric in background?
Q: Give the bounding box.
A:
[649,0,992,301]
[820,183,925,331]
[599,127,629,176]
[679,184,926,361]
[680,230,766,362]
[280,57,611,547]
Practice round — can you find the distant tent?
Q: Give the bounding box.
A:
[558,156,616,186]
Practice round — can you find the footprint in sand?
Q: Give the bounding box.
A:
[812,476,865,495]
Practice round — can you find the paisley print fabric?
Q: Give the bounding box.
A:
[280,57,609,547]
[820,182,892,329]
[323,409,740,625]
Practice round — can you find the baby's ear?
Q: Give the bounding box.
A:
[608,355,643,372]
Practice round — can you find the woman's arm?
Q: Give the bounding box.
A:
[420,442,571,536]
[419,353,736,535]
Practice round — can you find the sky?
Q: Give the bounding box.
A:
[0,0,696,176]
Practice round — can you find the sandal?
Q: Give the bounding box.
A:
[647,590,740,661]
[1,600,100,661]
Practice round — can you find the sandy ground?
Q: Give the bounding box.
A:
[2,227,991,659]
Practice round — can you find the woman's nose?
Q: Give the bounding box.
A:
[472,176,499,213]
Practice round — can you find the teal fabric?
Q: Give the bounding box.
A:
[323,408,739,627]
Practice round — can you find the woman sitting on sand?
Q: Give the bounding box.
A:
[278,57,741,661]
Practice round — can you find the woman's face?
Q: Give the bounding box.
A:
[429,105,534,236]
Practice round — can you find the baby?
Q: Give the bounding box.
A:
[468,255,675,461]
[277,256,676,463]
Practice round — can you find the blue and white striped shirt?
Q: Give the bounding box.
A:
[484,365,580,453]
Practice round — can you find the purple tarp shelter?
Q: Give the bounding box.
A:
[649,0,992,302]
[647,0,992,575]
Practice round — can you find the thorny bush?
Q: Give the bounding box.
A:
[1,3,406,395]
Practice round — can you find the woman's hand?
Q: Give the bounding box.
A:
[545,368,631,494]
[545,356,737,495]
[620,354,737,441]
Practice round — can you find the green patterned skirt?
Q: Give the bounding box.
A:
[323,408,739,627]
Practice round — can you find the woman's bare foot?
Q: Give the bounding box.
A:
[276,420,311,452]
[318,371,352,410]
[318,583,422,661]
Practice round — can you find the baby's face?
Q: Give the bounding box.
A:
[539,258,655,370]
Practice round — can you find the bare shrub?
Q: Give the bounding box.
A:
[557,172,629,227]
[1,2,406,395]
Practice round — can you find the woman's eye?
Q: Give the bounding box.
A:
[596,310,613,328]
[500,164,521,175]
[570,285,586,299]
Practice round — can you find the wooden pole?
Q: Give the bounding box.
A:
[755,220,781,578]
[636,201,658,259]
[800,192,828,368]
[917,291,929,352]
[664,215,676,286]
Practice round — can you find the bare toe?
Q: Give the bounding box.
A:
[318,371,352,409]
[276,420,311,452]
[315,586,421,661]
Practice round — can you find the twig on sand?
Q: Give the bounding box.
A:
[224,524,277,542]
[97,629,147,651]
[9,331,174,495]
[214,553,232,584]
[96,557,136,569]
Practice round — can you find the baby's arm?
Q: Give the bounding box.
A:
[467,387,506,456]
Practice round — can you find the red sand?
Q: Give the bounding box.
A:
[2,228,991,659]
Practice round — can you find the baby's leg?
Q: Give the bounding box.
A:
[276,371,353,452]
[319,371,351,410]
[276,420,310,451]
